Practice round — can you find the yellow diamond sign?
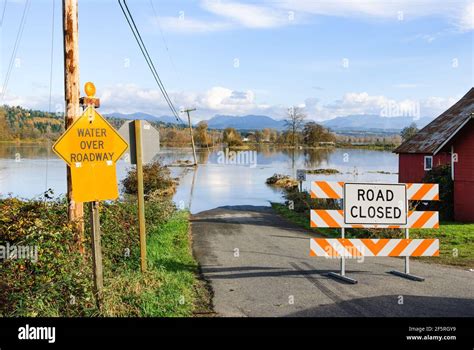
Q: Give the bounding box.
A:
[53,107,128,202]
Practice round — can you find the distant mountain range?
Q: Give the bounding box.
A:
[320,114,434,132]
[104,112,178,124]
[104,112,434,132]
[206,114,286,130]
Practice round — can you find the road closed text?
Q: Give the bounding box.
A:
[350,189,403,220]
[344,184,407,225]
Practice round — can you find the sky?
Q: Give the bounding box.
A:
[0,0,473,122]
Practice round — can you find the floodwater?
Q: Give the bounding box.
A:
[0,143,399,214]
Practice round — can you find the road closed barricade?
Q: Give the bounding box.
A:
[309,182,440,283]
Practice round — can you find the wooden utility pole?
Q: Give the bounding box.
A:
[63,0,84,249]
[184,108,198,166]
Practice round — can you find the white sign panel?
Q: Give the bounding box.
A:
[343,183,407,225]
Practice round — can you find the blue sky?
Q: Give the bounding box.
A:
[1,0,473,121]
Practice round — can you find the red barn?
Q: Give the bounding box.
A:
[394,88,474,222]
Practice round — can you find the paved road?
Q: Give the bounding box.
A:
[191,206,474,317]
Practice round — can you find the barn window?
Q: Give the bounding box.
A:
[424,156,433,171]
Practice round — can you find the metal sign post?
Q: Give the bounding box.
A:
[327,198,357,284]
[389,227,425,281]
[134,120,147,272]
[296,169,306,192]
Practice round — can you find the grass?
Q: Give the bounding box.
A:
[410,222,474,268]
[0,197,211,317]
[143,210,210,316]
[271,202,474,268]
[101,210,210,317]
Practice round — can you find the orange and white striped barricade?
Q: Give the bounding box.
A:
[310,239,439,258]
[309,181,439,283]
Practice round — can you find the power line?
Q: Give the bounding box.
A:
[118,0,184,125]
[48,0,55,113]
[1,0,30,102]
[123,0,183,124]
[149,0,181,82]
[0,0,7,27]
[45,0,56,198]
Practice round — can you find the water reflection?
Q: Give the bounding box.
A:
[0,143,399,213]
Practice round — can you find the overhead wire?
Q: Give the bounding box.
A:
[148,0,181,82]
[0,0,7,27]
[1,0,30,102]
[45,0,56,198]
[123,0,183,124]
[118,0,185,125]
[48,0,55,113]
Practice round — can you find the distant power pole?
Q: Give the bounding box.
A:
[184,108,198,166]
[62,0,84,250]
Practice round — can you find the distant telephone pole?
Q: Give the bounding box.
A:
[184,108,198,166]
[62,0,84,250]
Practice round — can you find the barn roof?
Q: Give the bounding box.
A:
[394,87,474,154]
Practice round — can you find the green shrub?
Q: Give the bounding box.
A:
[0,198,95,316]
[0,195,176,316]
[122,161,176,197]
[420,165,453,221]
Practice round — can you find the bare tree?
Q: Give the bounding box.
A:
[284,106,306,147]
[401,122,419,142]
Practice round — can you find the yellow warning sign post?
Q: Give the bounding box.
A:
[52,82,128,308]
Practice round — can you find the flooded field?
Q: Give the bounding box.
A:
[0,143,398,213]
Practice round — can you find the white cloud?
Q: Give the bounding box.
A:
[303,92,458,121]
[1,91,64,114]
[4,84,458,124]
[201,0,291,28]
[277,0,450,19]
[159,0,473,33]
[99,86,458,122]
[458,2,474,31]
[98,84,277,120]
[157,16,231,33]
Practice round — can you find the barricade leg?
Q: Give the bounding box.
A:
[327,227,358,284]
[389,228,425,281]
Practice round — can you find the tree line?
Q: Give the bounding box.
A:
[190,106,337,148]
[1,104,406,149]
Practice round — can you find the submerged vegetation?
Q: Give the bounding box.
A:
[306,168,341,175]
[122,161,177,198]
[265,174,299,190]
